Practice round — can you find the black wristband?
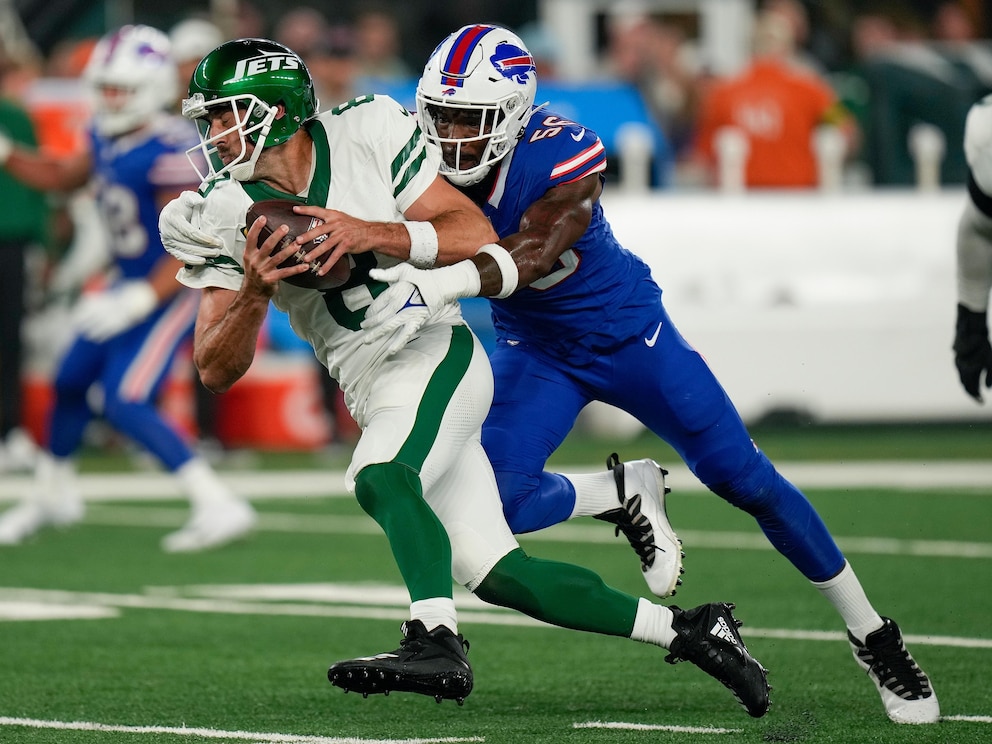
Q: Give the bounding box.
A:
[957,303,988,334]
[967,169,992,220]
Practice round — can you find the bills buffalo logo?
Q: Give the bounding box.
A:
[489,42,535,84]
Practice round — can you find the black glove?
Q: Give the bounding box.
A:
[953,303,992,402]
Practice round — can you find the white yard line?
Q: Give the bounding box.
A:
[0,717,483,743]
[1,461,991,503]
[2,585,991,650]
[68,504,992,562]
[574,721,743,734]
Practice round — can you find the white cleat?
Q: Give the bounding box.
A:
[0,495,85,545]
[597,453,684,598]
[161,499,257,553]
[0,502,48,545]
[849,617,940,724]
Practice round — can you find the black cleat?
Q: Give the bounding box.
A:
[327,620,473,704]
[665,602,770,717]
[849,617,939,724]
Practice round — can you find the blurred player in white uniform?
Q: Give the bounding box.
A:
[0,25,255,551]
[954,93,992,401]
[158,37,770,713]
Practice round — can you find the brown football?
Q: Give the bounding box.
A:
[245,199,351,290]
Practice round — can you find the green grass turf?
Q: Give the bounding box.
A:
[2,422,990,743]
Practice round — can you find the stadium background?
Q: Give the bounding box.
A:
[6,0,992,448]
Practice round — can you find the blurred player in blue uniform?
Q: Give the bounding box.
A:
[367,24,938,725]
[0,24,255,551]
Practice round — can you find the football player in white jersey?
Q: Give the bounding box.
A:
[159,38,771,714]
[955,93,992,401]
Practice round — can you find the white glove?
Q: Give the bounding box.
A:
[362,261,481,355]
[158,190,222,265]
[73,281,158,341]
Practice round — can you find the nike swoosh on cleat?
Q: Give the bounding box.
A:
[644,322,663,347]
[571,128,585,141]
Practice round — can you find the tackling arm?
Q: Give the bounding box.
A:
[292,174,498,274]
[473,174,600,296]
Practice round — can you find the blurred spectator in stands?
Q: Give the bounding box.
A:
[603,11,702,169]
[838,3,984,186]
[354,6,413,89]
[170,17,225,95]
[274,5,329,60]
[0,46,46,472]
[305,25,360,109]
[689,6,858,189]
[931,1,982,42]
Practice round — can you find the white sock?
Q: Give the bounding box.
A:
[410,598,458,635]
[813,561,884,642]
[563,470,620,518]
[629,597,677,649]
[176,457,236,510]
[36,453,79,510]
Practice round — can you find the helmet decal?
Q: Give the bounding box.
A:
[489,42,535,84]
[232,51,304,81]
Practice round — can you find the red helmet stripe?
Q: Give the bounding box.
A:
[441,24,494,87]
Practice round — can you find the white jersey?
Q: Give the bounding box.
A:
[965,93,992,195]
[177,95,462,408]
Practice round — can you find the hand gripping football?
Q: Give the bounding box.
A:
[245,199,351,290]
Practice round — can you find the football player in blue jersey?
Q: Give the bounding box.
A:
[356,24,938,725]
[0,25,255,552]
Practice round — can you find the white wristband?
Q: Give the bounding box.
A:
[0,133,13,166]
[477,243,519,299]
[403,221,439,268]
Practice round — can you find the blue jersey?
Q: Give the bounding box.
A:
[479,108,661,364]
[89,114,200,282]
[479,110,846,588]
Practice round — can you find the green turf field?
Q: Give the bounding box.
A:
[1,423,990,743]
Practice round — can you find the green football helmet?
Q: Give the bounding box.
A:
[182,38,318,182]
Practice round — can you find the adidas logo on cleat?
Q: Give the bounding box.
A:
[710,617,742,650]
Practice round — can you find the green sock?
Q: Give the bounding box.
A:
[354,462,452,601]
[475,548,638,636]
